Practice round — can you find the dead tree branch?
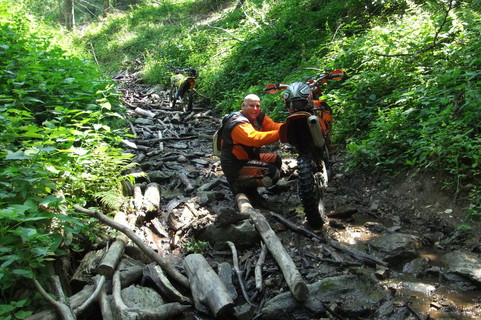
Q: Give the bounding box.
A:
[73,205,189,289]
[226,241,255,306]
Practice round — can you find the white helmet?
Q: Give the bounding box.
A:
[282,82,312,111]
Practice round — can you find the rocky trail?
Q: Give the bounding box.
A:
[28,70,481,320]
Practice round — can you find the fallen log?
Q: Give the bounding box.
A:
[142,263,191,304]
[97,236,127,277]
[133,184,143,211]
[235,193,309,302]
[183,254,235,318]
[217,262,238,300]
[157,130,164,151]
[178,171,194,193]
[142,182,161,213]
[73,205,189,289]
[134,107,156,118]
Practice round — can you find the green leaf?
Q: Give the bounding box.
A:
[0,304,15,316]
[12,269,34,278]
[5,150,30,160]
[15,310,33,319]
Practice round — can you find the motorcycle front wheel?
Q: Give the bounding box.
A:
[297,153,327,228]
[180,90,193,113]
[169,87,178,109]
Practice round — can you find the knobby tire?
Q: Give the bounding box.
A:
[181,91,193,113]
[297,153,325,228]
[169,87,178,109]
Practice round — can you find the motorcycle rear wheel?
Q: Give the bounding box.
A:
[297,153,326,228]
[180,90,193,113]
[169,87,178,109]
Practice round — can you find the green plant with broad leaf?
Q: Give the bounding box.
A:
[0,3,135,317]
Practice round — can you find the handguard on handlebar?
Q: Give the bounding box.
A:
[263,69,344,95]
[309,69,344,87]
[263,83,289,94]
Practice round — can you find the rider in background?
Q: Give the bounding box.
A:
[220,94,284,202]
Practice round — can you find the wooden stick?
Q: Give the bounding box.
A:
[32,277,76,320]
[255,242,267,291]
[134,107,156,118]
[75,275,105,314]
[27,285,95,320]
[225,241,255,306]
[94,276,113,320]
[134,135,197,145]
[269,211,387,266]
[235,193,308,302]
[73,205,189,289]
[327,240,388,267]
[143,264,191,304]
[112,270,137,319]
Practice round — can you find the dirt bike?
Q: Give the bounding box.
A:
[263,69,344,228]
[166,65,198,112]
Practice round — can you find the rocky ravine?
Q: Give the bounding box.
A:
[28,70,481,320]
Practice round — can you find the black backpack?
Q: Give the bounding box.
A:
[212,112,236,157]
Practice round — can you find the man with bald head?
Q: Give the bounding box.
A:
[219,94,284,203]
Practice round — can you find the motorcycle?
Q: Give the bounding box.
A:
[166,65,198,112]
[263,69,344,228]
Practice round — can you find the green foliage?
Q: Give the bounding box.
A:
[185,239,209,254]
[0,3,133,315]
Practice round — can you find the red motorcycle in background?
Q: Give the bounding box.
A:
[166,65,198,112]
[264,69,344,228]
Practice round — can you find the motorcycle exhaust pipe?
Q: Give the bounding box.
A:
[307,115,325,148]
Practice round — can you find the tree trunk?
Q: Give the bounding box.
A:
[64,0,75,30]
[103,0,110,16]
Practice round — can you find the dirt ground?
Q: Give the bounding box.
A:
[325,155,481,253]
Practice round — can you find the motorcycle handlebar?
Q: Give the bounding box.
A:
[166,65,196,75]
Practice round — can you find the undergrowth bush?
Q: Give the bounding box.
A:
[0,3,133,318]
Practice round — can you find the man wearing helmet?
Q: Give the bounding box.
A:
[220,94,284,203]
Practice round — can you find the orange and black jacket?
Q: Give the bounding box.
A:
[220,111,282,182]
